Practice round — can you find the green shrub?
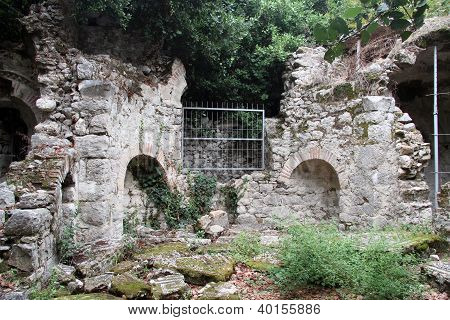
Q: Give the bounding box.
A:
[230,232,264,263]
[355,241,422,299]
[29,271,66,300]
[273,224,359,289]
[272,224,423,299]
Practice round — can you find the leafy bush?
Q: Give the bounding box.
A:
[29,271,65,300]
[273,224,423,299]
[230,232,264,263]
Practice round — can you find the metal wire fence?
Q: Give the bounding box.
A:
[182,101,265,171]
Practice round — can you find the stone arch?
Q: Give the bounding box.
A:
[117,144,173,194]
[279,146,342,182]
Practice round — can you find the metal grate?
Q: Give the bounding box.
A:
[182,101,265,171]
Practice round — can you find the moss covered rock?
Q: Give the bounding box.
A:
[195,243,230,255]
[246,260,278,272]
[174,255,235,285]
[133,242,191,261]
[110,261,137,274]
[110,273,152,299]
[54,293,122,300]
[197,282,240,300]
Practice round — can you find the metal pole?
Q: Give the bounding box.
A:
[433,46,439,208]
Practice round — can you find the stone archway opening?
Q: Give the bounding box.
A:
[289,159,341,220]
[0,107,32,177]
[123,155,167,231]
[390,42,450,193]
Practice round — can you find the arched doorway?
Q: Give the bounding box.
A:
[0,107,32,176]
[289,159,341,220]
[123,155,167,231]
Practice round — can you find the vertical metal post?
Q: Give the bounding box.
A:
[433,46,439,209]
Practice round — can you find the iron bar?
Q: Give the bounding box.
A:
[433,45,439,209]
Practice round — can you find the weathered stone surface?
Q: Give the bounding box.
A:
[78,80,115,99]
[4,209,52,236]
[0,182,15,209]
[209,210,229,229]
[54,293,122,300]
[149,273,190,300]
[0,209,5,227]
[77,59,94,80]
[174,255,235,285]
[36,97,57,112]
[67,279,84,293]
[197,282,240,300]
[84,274,113,292]
[110,273,152,299]
[206,225,224,237]
[74,135,110,158]
[133,242,191,261]
[54,264,76,284]
[18,191,53,209]
[110,261,137,274]
[7,243,38,272]
[89,114,111,135]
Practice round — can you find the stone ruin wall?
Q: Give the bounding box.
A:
[0,0,447,281]
[0,1,188,280]
[234,18,450,232]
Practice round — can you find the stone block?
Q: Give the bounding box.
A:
[4,209,52,236]
[78,201,111,227]
[75,135,110,158]
[0,182,15,209]
[8,243,39,272]
[362,96,395,112]
[18,190,53,209]
[89,114,111,135]
[78,80,115,100]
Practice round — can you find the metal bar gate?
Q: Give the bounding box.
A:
[182,101,265,171]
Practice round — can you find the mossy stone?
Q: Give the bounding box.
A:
[54,293,122,300]
[110,260,137,274]
[133,242,191,260]
[246,260,277,272]
[111,273,152,299]
[174,255,235,285]
[198,282,240,300]
[195,243,230,255]
[333,83,357,100]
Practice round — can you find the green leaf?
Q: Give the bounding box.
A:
[389,11,405,19]
[343,7,363,19]
[313,24,329,43]
[367,22,379,35]
[361,30,370,45]
[330,17,349,35]
[391,19,411,30]
[393,0,408,6]
[401,31,412,41]
[324,43,345,63]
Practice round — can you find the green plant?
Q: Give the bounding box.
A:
[123,209,139,237]
[230,232,264,263]
[29,271,66,300]
[221,181,247,222]
[187,173,217,220]
[57,224,79,265]
[272,224,423,299]
[314,0,431,62]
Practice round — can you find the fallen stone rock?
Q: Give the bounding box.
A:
[54,293,122,300]
[67,279,84,294]
[110,273,152,299]
[197,282,240,300]
[133,242,191,261]
[110,261,137,274]
[149,273,190,300]
[53,264,76,284]
[174,254,235,285]
[207,225,224,237]
[84,274,113,292]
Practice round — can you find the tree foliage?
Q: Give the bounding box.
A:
[313,0,431,62]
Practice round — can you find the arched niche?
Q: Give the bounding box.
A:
[289,159,341,220]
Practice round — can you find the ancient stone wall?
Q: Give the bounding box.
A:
[234,17,450,231]
[0,1,187,280]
